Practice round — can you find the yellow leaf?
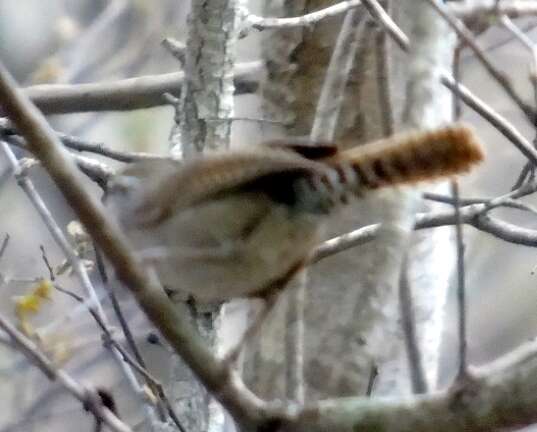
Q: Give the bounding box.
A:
[14,294,42,317]
[34,279,53,300]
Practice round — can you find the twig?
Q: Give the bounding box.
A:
[360,0,537,166]
[161,37,186,64]
[0,141,159,425]
[450,0,537,19]
[310,9,364,139]
[451,181,468,380]
[360,0,409,51]
[4,135,114,187]
[285,271,306,403]
[399,255,428,393]
[243,0,363,34]
[423,0,536,123]
[291,6,365,402]
[22,61,262,114]
[0,312,131,432]
[293,336,537,431]
[1,119,165,164]
[453,43,464,120]
[424,191,537,215]
[54,279,186,432]
[0,234,10,262]
[477,22,537,58]
[93,246,183,428]
[0,42,279,430]
[441,75,537,165]
[365,363,378,396]
[39,245,55,281]
[313,199,537,263]
[374,0,394,137]
[500,15,537,185]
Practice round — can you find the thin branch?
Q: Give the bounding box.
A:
[365,363,378,396]
[93,246,183,428]
[292,6,365,402]
[423,0,536,123]
[313,199,537,263]
[6,39,537,430]
[440,75,537,165]
[399,255,428,393]
[4,135,114,187]
[291,337,537,431]
[450,0,537,19]
[21,61,261,114]
[54,279,186,432]
[0,56,279,429]
[1,119,165,164]
[285,271,306,403]
[478,22,537,58]
[360,0,409,51]
[424,192,537,215]
[453,43,463,120]
[361,0,537,166]
[451,181,468,380]
[243,0,363,34]
[0,142,159,425]
[374,2,394,137]
[0,234,10,262]
[310,9,365,139]
[39,244,55,281]
[0,312,131,432]
[500,15,537,185]
[500,15,537,91]
[161,37,186,64]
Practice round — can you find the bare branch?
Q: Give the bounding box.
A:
[361,0,537,165]
[423,0,536,123]
[310,9,364,140]
[1,119,166,164]
[451,181,468,380]
[399,255,428,394]
[0,312,131,432]
[22,61,261,114]
[361,0,409,50]
[161,37,186,64]
[290,337,537,431]
[0,142,161,425]
[0,233,10,262]
[3,134,114,188]
[243,1,363,34]
[0,52,279,431]
[313,197,537,262]
[424,191,537,215]
[374,3,395,137]
[450,0,537,20]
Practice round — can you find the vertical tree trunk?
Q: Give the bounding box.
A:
[168,1,242,430]
[248,0,456,401]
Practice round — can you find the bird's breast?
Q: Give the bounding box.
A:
[126,192,323,302]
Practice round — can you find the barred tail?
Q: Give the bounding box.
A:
[335,124,484,190]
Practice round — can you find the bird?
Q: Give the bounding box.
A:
[104,124,484,304]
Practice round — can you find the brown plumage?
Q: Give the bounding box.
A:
[328,124,484,190]
[106,123,484,302]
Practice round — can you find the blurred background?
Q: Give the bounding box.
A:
[1,0,537,431]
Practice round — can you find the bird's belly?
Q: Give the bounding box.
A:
[126,194,323,302]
